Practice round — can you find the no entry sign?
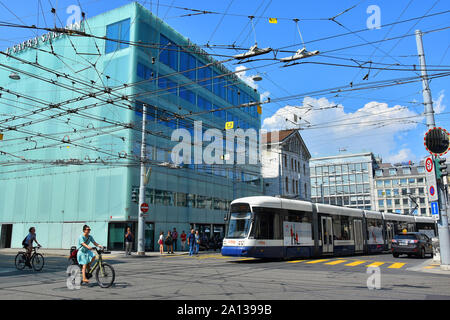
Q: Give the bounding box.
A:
[140,203,149,213]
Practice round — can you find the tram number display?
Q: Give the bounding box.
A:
[283,222,313,246]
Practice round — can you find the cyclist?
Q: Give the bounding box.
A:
[22,227,41,268]
[77,225,103,284]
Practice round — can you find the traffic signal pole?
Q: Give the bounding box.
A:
[416,30,450,269]
[137,104,147,256]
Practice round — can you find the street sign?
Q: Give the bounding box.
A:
[424,127,450,156]
[424,156,438,202]
[431,202,440,220]
[225,121,234,130]
[140,203,149,213]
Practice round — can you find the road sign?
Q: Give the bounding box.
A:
[424,156,438,202]
[225,121,234,130]
[431,202,440,220]
[140,203,149,213]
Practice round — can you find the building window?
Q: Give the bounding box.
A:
[159,34,178,70]
[286,177,289,193]
[402,167,411,174]
[105,19,130,54]
[389,168,397,175]
[417,167,425,174]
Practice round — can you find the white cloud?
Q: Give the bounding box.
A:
[434,90,446,114]
[235,65,258,89]
[262,96,422,160]
[385,148,413,163]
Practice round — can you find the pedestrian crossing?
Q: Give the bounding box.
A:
[164,253,409,270]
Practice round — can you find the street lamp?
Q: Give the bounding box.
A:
[9,72,20,80]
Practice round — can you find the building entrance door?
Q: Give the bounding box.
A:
[321,216,333,253]
[0,224,12,248]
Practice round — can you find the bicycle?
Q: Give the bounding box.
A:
[80,247,115,288]
[15,246,44,271]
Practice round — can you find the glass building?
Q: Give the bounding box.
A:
[0,3,262,250]
[373,160,431,216]
[310,153,378,210]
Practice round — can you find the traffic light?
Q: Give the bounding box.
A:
[435,157,448,180]
[131,189,138,203]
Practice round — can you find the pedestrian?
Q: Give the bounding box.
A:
[124,227,134,256]
[165,231,174,254]
[195,230,200,255]
[172,228,178,251]
[187,229,195,256]
[158,231,164,254]
[180,230,187,251]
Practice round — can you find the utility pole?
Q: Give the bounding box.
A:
[137,104,147,256]
[416,30,450,269]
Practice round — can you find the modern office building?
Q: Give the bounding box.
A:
[0,2,262,250]
[310,153,378,210]
[261,129,311,200]
[373,160,431,216]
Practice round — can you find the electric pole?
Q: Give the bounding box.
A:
[137,104,147,256]
[416,29,450,269]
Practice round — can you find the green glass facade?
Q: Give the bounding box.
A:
[0,2,262,250]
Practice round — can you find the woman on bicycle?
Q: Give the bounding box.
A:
[77,225,103,283]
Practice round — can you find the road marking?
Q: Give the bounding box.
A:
[305,259,330,264]
[287,260,305,263]
[345,260,366,266]
[424,266,437,269]
[366,262,384,267]
[238,258,256,261]
[325,259,348,265]
[388,262,406,269]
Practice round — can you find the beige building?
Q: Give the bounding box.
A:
[373,160,431,216]
[261,129,311,200]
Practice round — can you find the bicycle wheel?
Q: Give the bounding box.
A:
[95,263,115,288]
[15,252,27,270]
[32,253,45,271]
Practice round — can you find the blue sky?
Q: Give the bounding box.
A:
[0,0,449,163]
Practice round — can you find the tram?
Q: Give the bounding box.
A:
[221,196,437,259]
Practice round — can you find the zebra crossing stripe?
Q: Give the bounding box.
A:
[325,259,348,265]
[366,262,384,267]
[388,263,406,269]
[345,260,366,266]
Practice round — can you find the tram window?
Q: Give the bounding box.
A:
[251,207,284,240]
[332,216,353,240]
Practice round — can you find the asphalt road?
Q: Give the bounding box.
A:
[0,251,449,300]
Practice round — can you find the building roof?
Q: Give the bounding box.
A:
[262,129,297,144]
[262,129,311,159]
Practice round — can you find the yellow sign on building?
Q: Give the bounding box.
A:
[269,18,278,24]
[225,121,234,130]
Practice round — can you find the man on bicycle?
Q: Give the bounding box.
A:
[22,227,41,268]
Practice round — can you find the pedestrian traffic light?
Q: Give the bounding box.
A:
[435,157,448,180]
[131,189,138,203]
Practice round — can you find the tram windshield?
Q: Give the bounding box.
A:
[226,212,252,239]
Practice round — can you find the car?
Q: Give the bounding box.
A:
[391,232,433,259]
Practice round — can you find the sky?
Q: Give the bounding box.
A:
[0,0,449,164]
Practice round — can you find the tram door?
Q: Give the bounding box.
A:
[353,219,363,252]
[386,223,394,249]
[321,216,333,253]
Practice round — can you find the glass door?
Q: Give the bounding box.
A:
[353,219,363,252]
[321,216,333,253]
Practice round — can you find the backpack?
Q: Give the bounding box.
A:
[22,236,28,246]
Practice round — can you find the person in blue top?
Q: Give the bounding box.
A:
[77,225,103,283]
[187,229,195,256]
[194,230,200,255]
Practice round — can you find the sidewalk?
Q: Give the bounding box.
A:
[407,258,450,275]
[0,248,217,258]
